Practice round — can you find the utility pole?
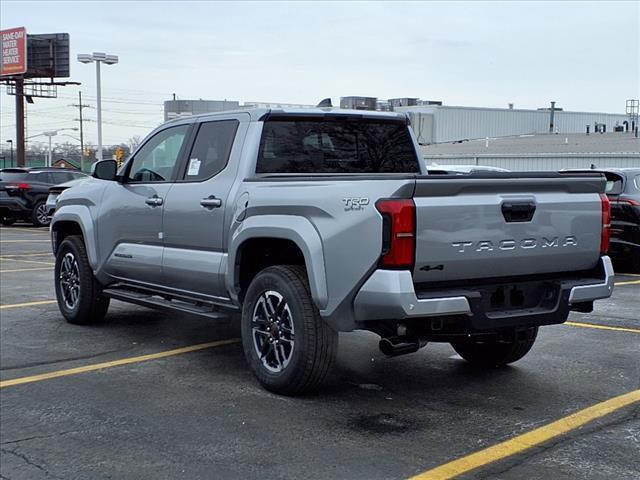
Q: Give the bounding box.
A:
[72,91,90,171]
[15,78,26,167]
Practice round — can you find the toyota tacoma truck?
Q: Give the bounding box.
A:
[50,108,614,395]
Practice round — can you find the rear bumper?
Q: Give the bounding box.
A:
[567,256,614,304]
[609,238,640,257]
[353,256,614,330]
[45,194,58,218]
[0,197,30,213]
[353,270,472,320]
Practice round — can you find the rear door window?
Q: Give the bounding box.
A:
[257,118,420,174]
[30,172,52,183]
[183,120,239,181]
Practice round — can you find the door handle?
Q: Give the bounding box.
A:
[200,195,222,209]
[145,195,164,207]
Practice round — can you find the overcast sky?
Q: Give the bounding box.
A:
[1,0,639,146]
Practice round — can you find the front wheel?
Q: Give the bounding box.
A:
[241,265,337,395]
[451,326,538,367]
[54,235,110,325]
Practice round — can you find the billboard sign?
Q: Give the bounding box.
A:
[27,33,70,78]
[1,27,27,77]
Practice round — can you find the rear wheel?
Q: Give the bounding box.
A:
[30,200,50,227]
[241,265,337,395]
[451,326,538,367]
[54,235,110,325]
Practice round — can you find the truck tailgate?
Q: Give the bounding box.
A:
[412,174,605,283]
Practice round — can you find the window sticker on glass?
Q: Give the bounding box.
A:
[187,158,201,176]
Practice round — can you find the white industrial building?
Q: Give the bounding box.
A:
[421,132,640,171]
[396,105,632,145]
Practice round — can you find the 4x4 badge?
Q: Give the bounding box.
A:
[419,264,444,272]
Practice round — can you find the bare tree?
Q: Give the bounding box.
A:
[126,136,142,151]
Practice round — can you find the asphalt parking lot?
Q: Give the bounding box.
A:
[0,224,638,480]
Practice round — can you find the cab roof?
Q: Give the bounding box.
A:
[164,107,409,125]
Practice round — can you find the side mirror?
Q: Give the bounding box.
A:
[92,159,118,181]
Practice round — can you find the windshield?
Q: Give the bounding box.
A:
[257,119,420,174]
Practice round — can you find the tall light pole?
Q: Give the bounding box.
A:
[77,52,119,161]
[44,131,56,167]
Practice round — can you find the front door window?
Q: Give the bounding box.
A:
[127,125,189,182]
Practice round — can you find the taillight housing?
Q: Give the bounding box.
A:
[375,198,416,269]
[600,193,610,255]
[616,198,640,207]
[5,183,30,192]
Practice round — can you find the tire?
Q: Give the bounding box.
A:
[54,235,110,325]
[241,265,338,395]
[30,200,50,227]
[0,215,16,226]
[451,326,538,367]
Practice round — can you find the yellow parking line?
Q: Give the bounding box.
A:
[0,252,52,257]
[0,299,57,310]
[565,321,640,334]
[0,227,49,234]
[0,266,53,273]
[0,257,54,266]
[410,389,640,480]
[0,240,50,243]
[0,338,241,388]
[614,279,640,286]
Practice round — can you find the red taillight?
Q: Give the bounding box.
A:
[600,193,610,254]
[5,182,30,191]
[375,199,415,269]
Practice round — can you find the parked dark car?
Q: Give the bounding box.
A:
[565,168,640,271]
[0,167,87,227]
[46,177,89,219]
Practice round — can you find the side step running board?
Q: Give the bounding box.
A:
[102,287,231,320]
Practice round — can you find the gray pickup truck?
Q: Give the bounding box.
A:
[50,108,614,394]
